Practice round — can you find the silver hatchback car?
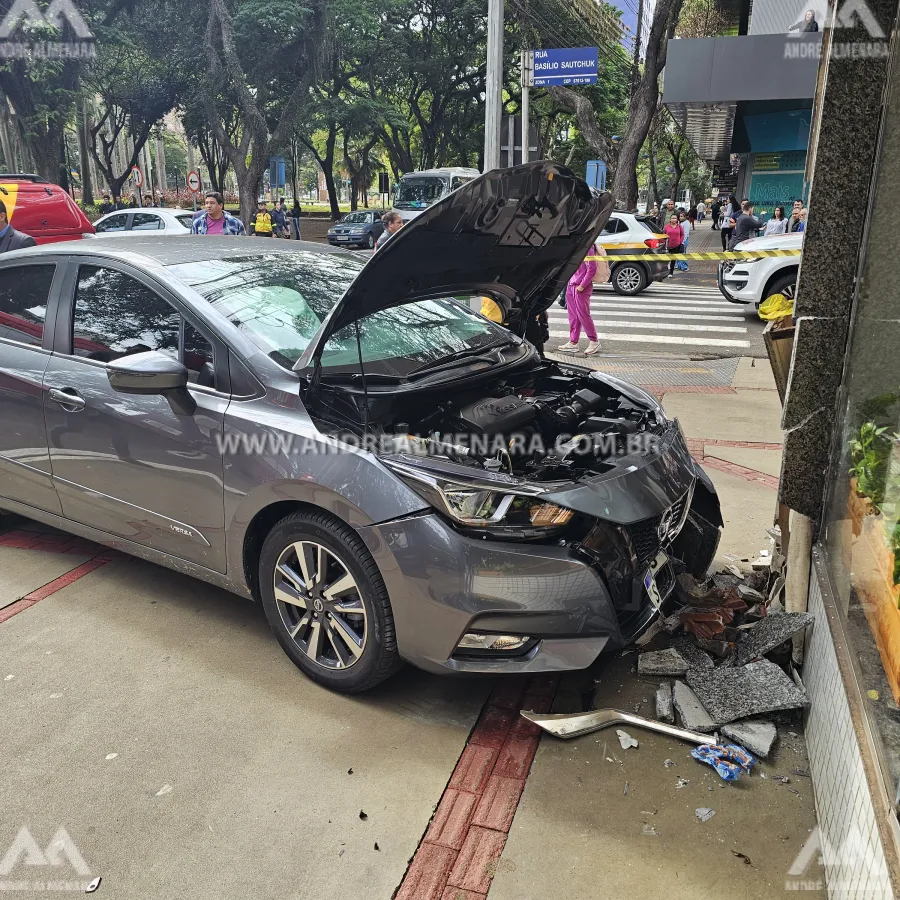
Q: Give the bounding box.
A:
[0,163,722,692]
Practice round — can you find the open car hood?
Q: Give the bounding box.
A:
[297,162,613,367]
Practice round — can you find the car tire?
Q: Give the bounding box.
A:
[764,272,799,303]
[258,510,400,692]
[611,263,649,296]
[366,233,375,249]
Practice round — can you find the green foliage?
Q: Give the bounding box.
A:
[850,421,893,509]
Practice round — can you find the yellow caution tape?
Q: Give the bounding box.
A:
[586,249,803,262]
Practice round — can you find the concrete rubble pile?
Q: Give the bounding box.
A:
[636,528,813,760]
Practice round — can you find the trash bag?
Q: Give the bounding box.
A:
[758,292,795,321]
[691,743,756,782]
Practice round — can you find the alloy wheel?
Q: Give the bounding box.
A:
[617,266,642,293]
[273,540,368,669]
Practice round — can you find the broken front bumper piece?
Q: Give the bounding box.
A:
[520,708,714,745]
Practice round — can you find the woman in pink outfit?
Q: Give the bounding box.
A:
[558,250,600,355]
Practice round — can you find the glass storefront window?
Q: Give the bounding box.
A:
[823,64,900,799]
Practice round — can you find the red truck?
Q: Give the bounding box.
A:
[1,174,95,243]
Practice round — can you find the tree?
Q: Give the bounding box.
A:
[552,0,685,209]
[676,0,730,39]
[201,0,327,223]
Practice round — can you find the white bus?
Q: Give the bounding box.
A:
[392,167,480,222]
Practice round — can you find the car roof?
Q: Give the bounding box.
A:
[95,207,192,220]
[0,235,347,267]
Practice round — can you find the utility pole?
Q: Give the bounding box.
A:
[520,49,532,164]
[630,0,644,98]
[483,0,504,171]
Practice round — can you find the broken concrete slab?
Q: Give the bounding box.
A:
[637,648,688,677]
[672,637,715,670]
[672,681,718,733]
[686,659,809,724]
[656,682,674,724]
[734,613,815,667]
[721,720,778,759]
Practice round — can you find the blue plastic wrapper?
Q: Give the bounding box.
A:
[691,743,756,782]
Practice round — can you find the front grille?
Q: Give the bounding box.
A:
[626,516,663,569]
[626,489,691,568]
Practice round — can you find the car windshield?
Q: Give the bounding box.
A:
[341,212,369,225]
[168,252,507,375]
[395,177,445,206]
[318,298,509,377]
[168,252,366,369]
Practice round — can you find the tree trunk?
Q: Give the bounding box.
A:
[612,0,684,209]
[76,101,94,205]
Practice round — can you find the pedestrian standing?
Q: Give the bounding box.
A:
[0,199,36,252]
[650,202,659,221]
[688,205,698,231]
[658,199,676,233]
[720,194,738,251]
[765,205,788,235]
[271,199,287,238]
[678,211,692,271]
[98,194,113,216]
[696,200,706,223]
[251,200,274,237]
[664,214,684,277]
[290,200,302,239]
[711,199,722,230]
[557,250,600,356]
[190,191,246,235]
[796,210,807,232]
[789,200,805,232]
[729,200,766,249]
[142,196,153,207]
[375,211,404,250]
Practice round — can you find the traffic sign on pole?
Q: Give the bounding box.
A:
[187,171,201,193]
[131,165,143,187]
[531,47,598,87]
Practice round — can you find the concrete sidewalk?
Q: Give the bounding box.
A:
[488,358,824,900]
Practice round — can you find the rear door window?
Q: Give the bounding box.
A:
[0,264,55,347]
[131,213,164,231]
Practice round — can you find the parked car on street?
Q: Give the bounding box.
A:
[91,207,196,237]
[596,211,670,295]
[717,232,804,307]
[326,210,385,249]
[0,173,94,243]
[0,163,722,693]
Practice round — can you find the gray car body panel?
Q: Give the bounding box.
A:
[0,197,720,677]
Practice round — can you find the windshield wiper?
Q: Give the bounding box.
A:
[407,343,512,378]
[319,370,405,384]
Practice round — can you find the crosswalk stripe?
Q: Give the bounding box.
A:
[550,309,748,323]
[594,284,725,295]
[574,302,743,314]
[549,319,746,334]
[548,331,751,348]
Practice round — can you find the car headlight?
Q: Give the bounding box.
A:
[383,459,574,539]
[348,226,366,233]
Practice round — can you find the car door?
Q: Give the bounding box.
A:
[42,259,230,571]
[0,260,64,514]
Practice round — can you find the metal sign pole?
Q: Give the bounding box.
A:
[521,50,532,164]
[483,0,504,171]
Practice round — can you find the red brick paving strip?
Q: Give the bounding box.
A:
[0,555,114,624]
[395,676,557,900]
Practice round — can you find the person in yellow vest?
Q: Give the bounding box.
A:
[251,200,274,237]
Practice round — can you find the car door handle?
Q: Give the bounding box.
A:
[48,388,86,411]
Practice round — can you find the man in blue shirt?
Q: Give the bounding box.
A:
[0,200,36,253]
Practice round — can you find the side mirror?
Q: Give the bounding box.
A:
[106,350,196,416]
